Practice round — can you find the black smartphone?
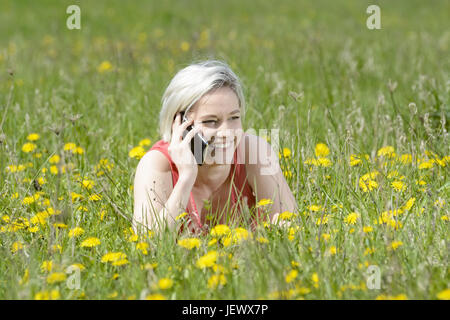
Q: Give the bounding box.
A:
[179,111,209,165]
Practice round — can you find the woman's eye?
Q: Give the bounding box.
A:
[202,120,217,124]
[231,116,240,120]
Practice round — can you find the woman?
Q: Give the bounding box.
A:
[133,60,297,235]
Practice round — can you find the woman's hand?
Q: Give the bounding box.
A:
[168,113,202,182]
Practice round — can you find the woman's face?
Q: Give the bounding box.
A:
[186,86,244,165]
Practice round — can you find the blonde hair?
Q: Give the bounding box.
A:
[159,60,245,142]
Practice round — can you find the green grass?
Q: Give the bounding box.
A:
[0,0,448,299]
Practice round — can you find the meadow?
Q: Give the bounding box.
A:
[0,0,448,299]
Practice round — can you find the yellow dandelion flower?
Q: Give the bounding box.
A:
[196,250,218,269]
[363,226,373,233]
[418,160,433,169]
[81,179,94,190]
[210,224,231,237]
[63,142,77,152]
[208,274,227,289]
[40,260,53,273]
[101,252,127,263]
[175,212,188,221]
[27,133,40,141]
[437,289,450,300]
[285,269,298,283]
[136,242,149,255]
[68,227,84,238]
[315,143,330,157]
[145,294,166,300]
[390,241,403,251]
[256,237,269,244]
[349,154,362,166]
[22,142,37,153]
[129,146,146,159]
[80,237,101,248]
[11,241,24,253]
[256,198,273,207]
[377,146,395,158]
[391,180,406,192]
[177,238,201,250]
[97,61,113,73]
[158,278,173,290]
[344,212,359,225]
[312,273,319,288]
[282,147,292,159]
[46,272,67,284]
[138,138,151,147]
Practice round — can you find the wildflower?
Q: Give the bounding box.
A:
[158,278,173,290]
[256,199,273,207]
[398,154,412,164]
[349,154,362,166]
[63,142,77,152]
[329,246,337,255]
[437,289,450,300]
[180,41,190,52]
[68,263,85,271]
[359,179,378,192]
[364,247,375,256]
[101,252,127,263]
[312,273,319,288]
[27,133,40,141]
[285,269,298,283]
[376,294,407,300]
[344,212,359,225]
[282,147,292,159]
[279,211,295,220]
[315,143,330,157]
[41,260,53,273]
[19,269,29,285]
[138,138,151,147]
[377,146,395,158]
[321,233,331,241]
[136,242,149,255]
[97,61,113,73]
[196,250,218,269]
[391,180,406,192]
[11,241,24,253]
[80,237,101,248]
[89,194,101,201]
[390,241,403,251]
[49,154,60,164]
[208,274,227,289]
[210,224,231,237]
[316,215,329,225]
[129,146,146,159]
[22,142,37,153]
[177,238,201,250]
[46,272,67,284]
[68,227,84,238]
[363,226,373,233]
[175,212,188,221]
[402,197,415,211]
[145,294,166,300]
[308,205,322,212]
[81,179,94,190]
[418,160,433,169]
[256,236,269,244]
[34,289,60,300]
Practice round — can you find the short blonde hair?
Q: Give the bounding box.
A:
[159,60,246,142]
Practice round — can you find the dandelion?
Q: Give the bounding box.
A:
[41,260,53,273]
[89,194,102,201]
[349,154,362,166]
[97,61,113,73]
[175,212,188,221]
[46,272,67,284]
[210,224,231,237]
[282,147,292,159]
[68,227,84,238]
[158,278,173,290]
[377,146,395,158]
[64,142,77,152]
[359,179,378,192]
[437,289,450,300]
[363,226,373,233]
[344,212,359,225]
[34,289,60,300]
[391,180,406,192]
[139,138,152,147]
[101,252,127,263]
[315,143,330,157]
[180,41,190,52]
[22,142,36,153]
[80,237,101,248]
[27,133,40,141]
[145,294,166,300]
[390,241,403,251]
[312,273,319,288]
[279,211,295,220]
[129,146,146,159]
[256,198,273,207]
[177,238,201,250]
[136,242,149,255]
[256,237,269,244]
[329,246,337,255]
[11,241,23,253]
[81,179,95,190]
[418,160,433,169]
[208,274,227,289]
[285,269,298,283]
[196,250,218,269]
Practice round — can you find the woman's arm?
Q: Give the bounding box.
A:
[132,150,195,234]
[243,134,298,223]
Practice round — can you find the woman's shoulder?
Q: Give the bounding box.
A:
[137,144,172,174]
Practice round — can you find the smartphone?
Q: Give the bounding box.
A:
[179,111,209,165]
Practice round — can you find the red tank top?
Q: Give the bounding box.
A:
[149,140,263,234]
